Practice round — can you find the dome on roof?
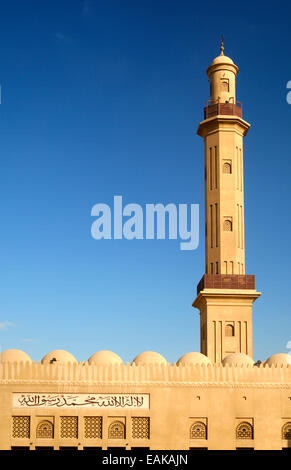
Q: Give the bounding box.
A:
[210,55,235,66]
[132,351,167,366]
[0,349,32,363]
[41,350,77,364]
[222,353,255,367]
[207,54,238,78]
[264,353,291,367]
[177,352,212,366]
[88,350,123,365]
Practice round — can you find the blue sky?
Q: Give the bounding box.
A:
[0,0,290,363]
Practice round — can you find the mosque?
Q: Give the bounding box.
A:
[0,41,290,451]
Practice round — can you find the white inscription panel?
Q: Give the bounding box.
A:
[13,393,149,409]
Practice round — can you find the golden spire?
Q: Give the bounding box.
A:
[220,34,224,56]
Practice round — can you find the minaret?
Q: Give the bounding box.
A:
[193,39,261,363]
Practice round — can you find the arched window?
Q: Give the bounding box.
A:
[108,421,125,439]
[190,422,207,439]
[223,162,232,174]
[236,422,253,439]
[36,420,54,439]
[220,79,229,92]
[282,422,291,440]
[225,324,234,337]
[223,219,232,231]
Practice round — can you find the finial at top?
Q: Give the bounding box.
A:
[220,34,224,56]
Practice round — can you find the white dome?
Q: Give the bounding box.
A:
[264,353,291,367]
[41,350,77,364]
[177,352,212,366]
[0,349,32,363]
[222,353,255,367]
[132,351,167,366]
[88,350,123,365]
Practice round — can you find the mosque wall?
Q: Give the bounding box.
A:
[0,360,290,450]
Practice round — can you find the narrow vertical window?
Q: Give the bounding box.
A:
[240,148,243,191]
[215,146,218,188]
[240,206,243,249]
[220,78,229,92]
[215,203,218,247]
[241,205,244,249]
[209,148,213,190]
[230,261,234,274]
[210,205,213,248]
[236,146,239,190]
[237,204,240,248]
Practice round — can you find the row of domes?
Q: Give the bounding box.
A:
[0,349,290,367]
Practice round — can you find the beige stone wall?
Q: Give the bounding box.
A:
[0,362,290,450]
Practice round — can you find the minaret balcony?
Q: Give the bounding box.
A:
[197,274,255,295]
[204,100,242,119]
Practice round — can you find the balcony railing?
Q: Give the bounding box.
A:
[197,274,255,295]
[204,101,242,119]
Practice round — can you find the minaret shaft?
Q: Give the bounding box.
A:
[203,119,246,275]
